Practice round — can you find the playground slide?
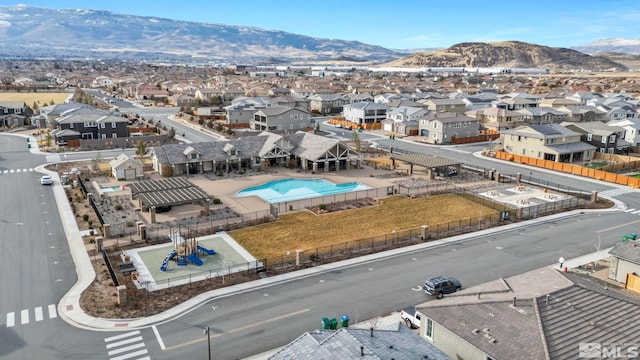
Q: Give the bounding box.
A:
[160,250,177,272]
[187,253,204,266]
[197,245,216,255]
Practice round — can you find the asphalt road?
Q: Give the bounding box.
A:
[2,112,639,359]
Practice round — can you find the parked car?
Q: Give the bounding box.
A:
[400,306,421,329]
[423,276,461,299]
[40,175,53,185]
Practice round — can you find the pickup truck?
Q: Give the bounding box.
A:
[400,306,421,329]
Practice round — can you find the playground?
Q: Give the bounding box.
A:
[125,232,258,291]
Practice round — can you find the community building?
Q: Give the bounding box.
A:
[151,131,362,176]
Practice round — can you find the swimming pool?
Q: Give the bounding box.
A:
[237,178,372,203]
[101,185,124,193]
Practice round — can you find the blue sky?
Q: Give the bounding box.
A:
[2,1,640,49]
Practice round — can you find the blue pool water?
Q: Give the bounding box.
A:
[237,178,372,203]
[101,185,124,192]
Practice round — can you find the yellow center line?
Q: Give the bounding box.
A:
[163,308,310,351]
[596,219,640,234]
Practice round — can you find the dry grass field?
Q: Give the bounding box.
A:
[0,92,69,105]
[229,194,498,259]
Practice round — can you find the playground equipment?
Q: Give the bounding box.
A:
[160,231,217,271]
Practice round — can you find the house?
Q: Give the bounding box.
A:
[500,124,596,162]
[494,93,540,110]
[416,267,640,360]
[55,112,129,143]
[224,99,269,127]
[557,105,608,123]
[562,121,631,154]
[309,94,346,115]
[418,112,480,144]
[382,106,429,134]
[515,107,567,125]
[269,324,450,360]
[168,94,196,107]
[608,118,640,147]
[420,98,467,114]
[608,239,640,291]
[0,101,28,116]
[343,101,388,129]
[151,131,362,176]
[465,107,523,131]
[251,106,311,132]
[109,154,144,180]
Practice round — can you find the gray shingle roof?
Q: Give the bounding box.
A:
[609,239,640,264]
[269,326,451,360]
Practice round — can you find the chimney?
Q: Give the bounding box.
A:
[370,327,374,337]
[360,346,364,357]
[546,294,550,305]
[513,297,516,307]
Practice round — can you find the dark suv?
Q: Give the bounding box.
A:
[424,276,462,299]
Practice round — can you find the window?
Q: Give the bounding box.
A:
[425,318,433,339]
[609,135,616,143]
[522,148,526,155]
[587,133,593,141]
[600,148,605,153]
[112,122,116,128]
[289,123,294,130]
[100,122,105,129]
[601,136,606,144]
[112,134,117,138]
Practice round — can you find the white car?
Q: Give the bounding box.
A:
[40,175,53,185]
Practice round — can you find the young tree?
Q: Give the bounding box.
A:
[135,140,147,158]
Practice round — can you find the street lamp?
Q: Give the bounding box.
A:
[204,325,211,360]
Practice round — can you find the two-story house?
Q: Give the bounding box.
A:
[515,107,567,125]
[342,101,388,129]
[382,106,429,135]
[500,124,596,162]
[55,112,129,144]
[419,98,466,114]
[418,112,480,144]
[465,107,523,131]
[309,94,347,115]
[251,106,311,132]
[0,101,28,127]
[562,121,631,154]
[608,118,640,147]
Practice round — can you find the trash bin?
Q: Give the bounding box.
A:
[217,224,223,232]
[329,318,338,330]
[340,315,349,328]
[631,233,637,240]
[321,317,330,330]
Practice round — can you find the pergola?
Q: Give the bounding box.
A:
[127,178,211,223]
[389,153,461,177]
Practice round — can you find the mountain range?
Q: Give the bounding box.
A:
[0,4,639,71]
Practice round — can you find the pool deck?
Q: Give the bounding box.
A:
[186,167,400,215]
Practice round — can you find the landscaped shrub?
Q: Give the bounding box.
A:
[114,203,123,211]
[82,214,89,222]
[213,198,222,205]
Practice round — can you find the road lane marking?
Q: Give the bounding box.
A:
[48,304,57,319]
[152,325,166,350]
[163,308,310,351]
[597,219,640,234]
[34,307,43,322]
[20,309,29,324]
[6,312,15,327]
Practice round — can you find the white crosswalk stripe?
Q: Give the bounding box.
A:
[1,168,35,175]
[625,208,636,212]
[104,330,149,360]
[3,304,57,327]
[600,188,636,197]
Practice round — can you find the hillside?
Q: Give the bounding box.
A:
[384,41,627,71]
[0,5,403,63]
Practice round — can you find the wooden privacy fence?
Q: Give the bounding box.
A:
[495,151,640,188]
[627,273,640,294]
